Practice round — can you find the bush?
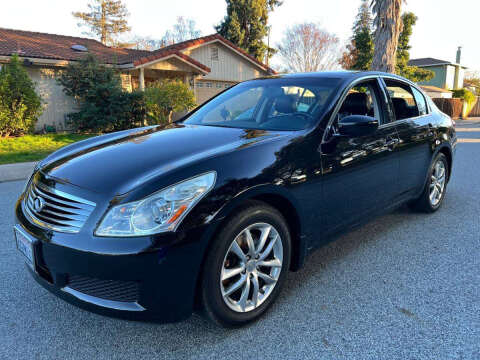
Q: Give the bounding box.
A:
[57,55,145,132]
[144,80,196,124]
[452,88,476,105]
[0,54,43,137]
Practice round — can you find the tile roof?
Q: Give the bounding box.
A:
[0,28,141,64]
[0,28,274,74]
[140,33,276,74]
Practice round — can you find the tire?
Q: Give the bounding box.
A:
[200,200,291,327]
[409,153,449,213]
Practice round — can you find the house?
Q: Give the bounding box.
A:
[0,28,275,131]
[408,47,468,93]
[419,85,452,99]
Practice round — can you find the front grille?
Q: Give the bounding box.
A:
[23,180,96,233]
[68,275,139,303]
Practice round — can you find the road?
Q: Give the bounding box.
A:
[0,121,479,360]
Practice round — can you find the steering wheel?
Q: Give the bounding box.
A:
[293,112,314,120]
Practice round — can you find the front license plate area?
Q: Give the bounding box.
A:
[14,226,37,271]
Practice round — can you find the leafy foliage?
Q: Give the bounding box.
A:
[57,55,145,132]
[0,55,43,137]
[452,88,476,105]
[216,0,281,61]
[144,81,196,125]
[395,12,434,82]
[73,0,130,45]
[339,0,373,70]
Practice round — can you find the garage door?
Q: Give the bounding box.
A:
[195,81,235,105]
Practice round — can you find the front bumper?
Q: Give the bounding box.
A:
[15,195,217,323]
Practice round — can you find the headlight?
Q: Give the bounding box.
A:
[95,171,216,237]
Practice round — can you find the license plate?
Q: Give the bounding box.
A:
[14,226,37,271]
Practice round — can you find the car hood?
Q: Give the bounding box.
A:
[39,124,288,195]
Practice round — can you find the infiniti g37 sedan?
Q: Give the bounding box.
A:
[14,71,456,327]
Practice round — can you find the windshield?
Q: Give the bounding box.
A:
[183,77,341,131]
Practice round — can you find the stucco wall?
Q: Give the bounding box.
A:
[27,66,76,131]
[419,65,447,88]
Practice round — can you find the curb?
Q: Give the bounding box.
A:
[0,161,37,182]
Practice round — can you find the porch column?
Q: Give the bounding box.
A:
[139,67,145,91]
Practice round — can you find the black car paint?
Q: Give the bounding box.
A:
[15,71,456,322]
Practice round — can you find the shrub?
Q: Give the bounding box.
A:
[0,54,43,137]
[144,80,196,124]
[57,55,145,132]
[452,88,476,105]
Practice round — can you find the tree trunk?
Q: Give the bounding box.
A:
[371,0,403,73]
[101,1,107,45]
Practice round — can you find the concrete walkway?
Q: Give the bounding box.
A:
[0,161,36,182]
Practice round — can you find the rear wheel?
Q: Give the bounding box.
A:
[409,153,449,213]
[200,201,291,327]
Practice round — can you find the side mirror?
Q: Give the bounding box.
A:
[338,115,378,137]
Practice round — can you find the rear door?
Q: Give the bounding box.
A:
[381,78,434,196]
[320,78,400,236]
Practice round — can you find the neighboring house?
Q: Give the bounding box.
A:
[420,85,452,99]
[0,28,275,131]
[408,47,468,93]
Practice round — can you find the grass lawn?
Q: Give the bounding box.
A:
[0,134,96,165]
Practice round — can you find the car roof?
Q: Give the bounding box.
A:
[255,71,410,82]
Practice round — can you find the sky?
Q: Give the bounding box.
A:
[0,0,477,72]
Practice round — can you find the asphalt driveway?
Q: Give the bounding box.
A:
[0,122,479,360]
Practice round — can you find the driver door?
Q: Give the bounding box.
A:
[319,78,401,236]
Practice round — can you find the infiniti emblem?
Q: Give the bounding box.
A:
[33,196,46,212]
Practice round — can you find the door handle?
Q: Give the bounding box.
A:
[385,138,399,150]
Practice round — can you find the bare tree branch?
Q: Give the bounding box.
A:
[277,23,341,73]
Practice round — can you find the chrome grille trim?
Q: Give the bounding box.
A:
[23,181,96,233]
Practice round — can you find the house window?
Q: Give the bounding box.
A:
[225,83,230,88]
[216,82,223,88]
[206,82,213,88]
[197,82,203,88]
[211,47,219,61]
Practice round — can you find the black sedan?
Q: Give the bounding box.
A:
[14,71,456,327]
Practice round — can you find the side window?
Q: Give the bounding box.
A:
[384,80,420,120]
[411,87,428,116]
[337,81,382,121]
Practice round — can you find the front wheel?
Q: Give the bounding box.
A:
[200,201,291,327]
[409,153,449,213]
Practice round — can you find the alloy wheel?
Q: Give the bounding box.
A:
[429,159,446,206]
[220,223,283,313]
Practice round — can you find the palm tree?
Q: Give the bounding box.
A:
[370,0,403,72]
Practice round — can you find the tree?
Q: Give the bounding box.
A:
[340,0,374,70]
[144,81,196,124]
[277,23,340,73]
[371,0,403,72]
[395,12,434,82]
[162,17,202,45]
[73,0,130,46]
[216,0,282,61]
[57,55,145,132]
[0,54,42,137]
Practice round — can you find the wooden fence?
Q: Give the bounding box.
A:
[469,97,480,117]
